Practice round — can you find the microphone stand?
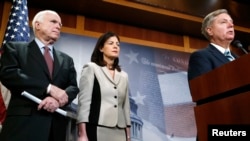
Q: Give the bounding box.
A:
[232,40,248,54]
[239,47,248,54]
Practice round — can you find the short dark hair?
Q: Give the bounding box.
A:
[91,31,121,72]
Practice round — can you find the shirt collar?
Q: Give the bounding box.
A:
[35,38,53,51]
[210,43,229,54]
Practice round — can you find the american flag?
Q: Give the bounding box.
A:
[0,0,30,126]
[2,0,30,45]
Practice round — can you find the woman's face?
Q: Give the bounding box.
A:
[100,36,120,60]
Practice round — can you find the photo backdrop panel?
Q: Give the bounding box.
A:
[50,32,197,141]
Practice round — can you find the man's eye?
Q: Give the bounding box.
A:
[51,20,57,23]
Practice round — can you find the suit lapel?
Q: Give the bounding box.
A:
[52,49,63,79]
[28,40,64,79]
[28,40,51,78]
[208,44,230,63]
[113,70,121,85]
[101,67,121,85]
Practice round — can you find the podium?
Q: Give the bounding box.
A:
[189,54,250,141]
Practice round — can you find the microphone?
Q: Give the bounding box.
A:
[232,40,248,54]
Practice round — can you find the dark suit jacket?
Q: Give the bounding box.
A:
[188,44,238,80]
[0,40,79,141]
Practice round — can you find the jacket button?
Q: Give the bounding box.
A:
[114,105,117,108]
[114,86,117,89]
[114,96,117,98]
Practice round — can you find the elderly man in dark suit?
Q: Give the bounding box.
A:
[0,10,79,141]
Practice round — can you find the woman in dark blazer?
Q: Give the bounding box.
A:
[77,32,131,141]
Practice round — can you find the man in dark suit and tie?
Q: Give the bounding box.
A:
[188,9,237,80]
[0,10,79,141]
[187,9,237,141]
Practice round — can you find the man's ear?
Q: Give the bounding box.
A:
[206,27,213,36]
[35,21,40,30]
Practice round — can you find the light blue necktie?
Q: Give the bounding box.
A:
[224,50,235,61]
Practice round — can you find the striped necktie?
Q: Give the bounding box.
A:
[224,50,235,61]
[44,46,53,77]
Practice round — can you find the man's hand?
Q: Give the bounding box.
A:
[49,85,68,107]
[38,97,59,112]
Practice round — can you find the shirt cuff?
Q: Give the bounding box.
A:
[47,84,51,94]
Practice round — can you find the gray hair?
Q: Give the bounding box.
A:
[201,9,229,40]
[31,10,59,34]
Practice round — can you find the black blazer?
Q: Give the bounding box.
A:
[188,44,238,80]
[0,40,79,141]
